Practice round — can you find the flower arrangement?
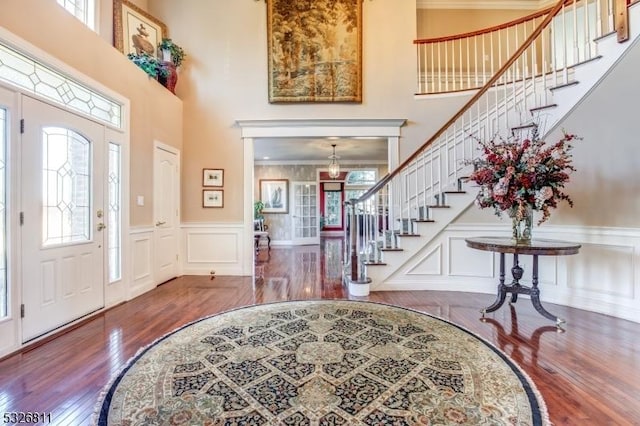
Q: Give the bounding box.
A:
[467,127,580,225]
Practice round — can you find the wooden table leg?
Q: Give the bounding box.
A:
[530,254,565,325]
[482,252,508,315]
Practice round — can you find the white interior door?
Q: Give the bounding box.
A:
[153,144,179,284]
[291,181,319,245]
[21,96,105,342]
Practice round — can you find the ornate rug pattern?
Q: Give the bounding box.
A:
[96,300,548,425]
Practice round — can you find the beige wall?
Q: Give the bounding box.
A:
[416,9,537,39]
[144,0,639,228]
[0,0,183,227]
[148,0,469,223]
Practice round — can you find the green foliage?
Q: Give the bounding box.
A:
[127,53,168,79]
[254,201,265,219]
[158,38,186,67]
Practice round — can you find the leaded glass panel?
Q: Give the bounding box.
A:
[0,43,121,127]
[108,143,122,282]
[0,109,6,318]
[42,127,91,246]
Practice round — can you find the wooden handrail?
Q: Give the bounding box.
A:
[413,0,578,45]
[358,0,570,203]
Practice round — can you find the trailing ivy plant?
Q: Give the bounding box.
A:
[127,53,168,79]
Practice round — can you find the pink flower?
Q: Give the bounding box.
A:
[465,130,580,224]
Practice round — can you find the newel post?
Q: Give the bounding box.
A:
[349,198,359,281]
[616,0,629,42]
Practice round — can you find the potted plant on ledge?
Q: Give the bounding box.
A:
[157,38,186,94]
[158,38,186,67]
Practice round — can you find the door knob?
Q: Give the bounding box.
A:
[156,221,166,226]
[97,223,106,231]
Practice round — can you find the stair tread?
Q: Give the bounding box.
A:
[413,219,435,223]
[443,190,466,194]
[364,262,387,266]
[427,205,450,208]
[550,81,579,91]
[530,104,558,112]
[381,248,403,252]
[394,233,421,237]
[511,123,537,131]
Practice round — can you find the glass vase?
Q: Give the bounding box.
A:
[510,205,533,244]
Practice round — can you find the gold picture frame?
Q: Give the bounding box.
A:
[113,0,167,57]
[266,0,362,103]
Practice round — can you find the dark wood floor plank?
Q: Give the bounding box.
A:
[0,239,638,425]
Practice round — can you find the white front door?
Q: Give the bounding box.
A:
[153,144,179,284]
[21,96,105,342]
[291,181,319,245]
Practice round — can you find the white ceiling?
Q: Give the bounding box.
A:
[254,137,388,162]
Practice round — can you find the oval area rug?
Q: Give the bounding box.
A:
[95,300,548,425]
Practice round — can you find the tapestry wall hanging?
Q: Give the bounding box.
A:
[267,0,362,103]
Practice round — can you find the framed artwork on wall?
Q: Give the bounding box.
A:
[113,0,167,57]
[266,0,362,103]
[203,189,224,208]
[259,179,288,214]
[203,168,224,187]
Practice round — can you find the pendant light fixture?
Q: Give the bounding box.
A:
[328,143,340,179]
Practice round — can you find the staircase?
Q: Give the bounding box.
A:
[345,0,640,290]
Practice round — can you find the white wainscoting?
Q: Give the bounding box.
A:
[181,223,247,276]
[129,227,155,299]
[378,224,640,323]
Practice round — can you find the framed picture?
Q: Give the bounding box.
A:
[203,169,224,187]
[113,0,167,56]
[266,0,362,103]
[259,179,288,214]
[203,189,224,208]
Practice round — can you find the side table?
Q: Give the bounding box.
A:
[465,237,581,326]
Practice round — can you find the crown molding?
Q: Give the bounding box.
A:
[417,0,555,10]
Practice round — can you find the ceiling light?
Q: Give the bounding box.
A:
[328,144,340,179]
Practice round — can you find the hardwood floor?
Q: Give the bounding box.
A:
[1,238,639,425]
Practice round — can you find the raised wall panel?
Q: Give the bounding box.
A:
[566,243,635,298]
[182,224,245,276]
[406,244,442,275]
[187,233,239,263]
[448,237,494,278]
[132,237,152,281]
[129,229,154,299]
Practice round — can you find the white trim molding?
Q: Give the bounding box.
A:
[375,223,640,323]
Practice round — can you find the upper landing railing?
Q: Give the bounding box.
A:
[414,0,627,94]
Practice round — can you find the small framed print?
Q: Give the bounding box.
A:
[203,169,224,187]
[203,189,224,208]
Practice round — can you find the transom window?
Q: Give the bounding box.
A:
[0,43,122,128]
[345,170,377,186]
[56,0,96,31]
